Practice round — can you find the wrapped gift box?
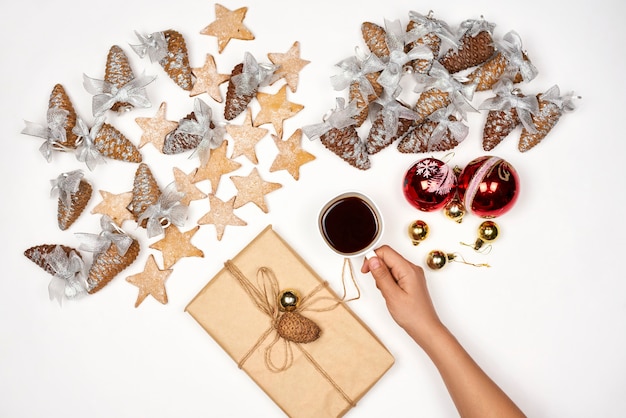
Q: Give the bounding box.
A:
[186,225,394,417]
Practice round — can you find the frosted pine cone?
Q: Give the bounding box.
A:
[366,100,418,154]
[439,18,496,73]
[413,88,451,123]
[519,85,578,152]
[361,22,390,59]
[52,170,93,230]
[320,125,370,170]
[163,112,203,154]
[128,163,161,227]
[105,45,136,112]
[48,84,78,148]
[224,63,252,120]
[94,123,142,163]
[398,107,467,153]
[24,244,80,276]
[405,11,454,74]
[87,238,140,294]
[160,30,193,91]
[482,107,520,151]
[349,72,383,127]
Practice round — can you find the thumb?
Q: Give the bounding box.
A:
[367,254,401,298]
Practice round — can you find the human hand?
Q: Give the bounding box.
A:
[361,245,444,348]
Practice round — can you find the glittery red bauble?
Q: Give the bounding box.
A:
[403,157,456,212]
[457,156,520,218]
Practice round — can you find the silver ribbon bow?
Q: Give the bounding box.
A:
[540,85,579,112]
[302,98,360,140]
[21,108,69,161]
[330,51,386,97]
[138,182,188,238]
[417,62,477,116]
[231,52,278,97]
[76,215,134,256]
[180,98,226,165]
[83,72,156,116]
[72,116,106,170]
[479,78,539,133]
[370,97,420,139]
[46,245,88,305]
[427,105,470,146]
[497,31,538,83]
[50,170,84,208]
[130,31,168,63]
[406,10,458,50]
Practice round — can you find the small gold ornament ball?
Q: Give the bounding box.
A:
[408,220,429,245]
[426,250,448,270]
[444,199,466,223]
[478,221,499,242]
[279,289,300,311]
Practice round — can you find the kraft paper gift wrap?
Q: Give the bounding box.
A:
[185,225,395,418]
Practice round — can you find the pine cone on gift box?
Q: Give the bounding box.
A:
[518,85,578,152]
[320,125,371,170]
[94,122,143,163]
[24,244,81,276]
[87,237,140,294]
[439,17,496,74]
[128,163,161,227]
[159,30,193,91]
[105,45,136,112]
[57,178,93,231]
[48,84,79,148]
[163,112,204,154]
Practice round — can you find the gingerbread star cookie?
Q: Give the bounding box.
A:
[172,167,207,205]
[230,167,282,213]
[268,41,310,93]
[91,190,134,226]
[135,102,178,150]
[200,4,255,53]
[192,140,241,193]
[269,129,316,180]
[254,84,303,138]
[126,254,172,307]
[149,225,204,269]
[190,54,230,102]
[227,109,268,164]
[197,194,247,241]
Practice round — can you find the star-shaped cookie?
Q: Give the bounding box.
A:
[227,109,268,164]
[197,194,247,241]
[230,167,282,213]
[149,225,204,269]
[200,4,254,53]
[172,167,207,205]
[254,84,303,139]
[190,54,230,102]
[135,102,178,151]
[269,129,316,180]
[268,41,310,93]
[126,254,172,307]
[192,140,241,193]
[91,190,134,226]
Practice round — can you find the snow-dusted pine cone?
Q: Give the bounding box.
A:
[320,125,370,170]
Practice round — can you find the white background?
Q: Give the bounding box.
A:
[1,0,624,417]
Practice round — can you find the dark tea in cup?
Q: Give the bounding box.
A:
[318,192,383,257]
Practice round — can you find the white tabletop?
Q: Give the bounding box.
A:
[1,1,624,417]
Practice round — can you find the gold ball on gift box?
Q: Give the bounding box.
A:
[278,289,300,311]
[408,220,429,245]
[426,250,449,270]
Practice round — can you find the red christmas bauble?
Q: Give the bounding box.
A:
[457,156,520,218]
[403,157,456,212]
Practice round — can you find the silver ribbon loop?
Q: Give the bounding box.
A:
[130,31,168,63]
[83,72,156,116]
[302,98,360,140]
[497,31,538,83]
[231,52,278,97]
[76,215,133,256]
[46,245,88,305]
[479,78,539,133]
[50,170,84,208]
[21,108,70,161]
[330,52,386,97]
[72,116,107,170]
[138,182,188,238]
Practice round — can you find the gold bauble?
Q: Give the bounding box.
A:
[278,289,300,311]
[426,250,449,270]
[478,221,499,242]
[408,220,429,245]
[444,198,466,223]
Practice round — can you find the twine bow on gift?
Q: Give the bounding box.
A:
[224,259,360,407]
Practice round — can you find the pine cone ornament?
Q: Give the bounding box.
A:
[94,122,143,163]
[224,52,276,121]
[361,21,390,59]
[398,108,467,153]
[104,45,136,112]
[413,88,451,123]
[128,163,161,227]
[87,235,140,294]
[276,311,321,344]
[465,31,537,92]
[366,100,417,154]
[51,170,93,230]
[349,71,383,127]
[224,63,251,120]
[24,244,81,276]
[320,125,370,170]
[482,106,520,151]
[405,11,454,74]
[160,30,192,91]
[163,112,203,154]
[48,84,78,148]
[518,85,578,152]
[439,17,496,73]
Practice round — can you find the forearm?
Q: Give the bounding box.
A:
[409,324,525,418]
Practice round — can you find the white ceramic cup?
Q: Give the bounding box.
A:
[318,191,383,259]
